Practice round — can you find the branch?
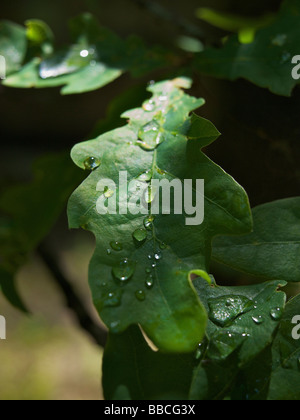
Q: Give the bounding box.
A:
[38,245,108,348]
[132,0,205,40]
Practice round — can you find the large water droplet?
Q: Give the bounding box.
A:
[144,185,157,203]
[138,170,153,183]
[143,100,155,112]
[135,290,146,301]
[110,241,123,252]
[208,295,254,327]
[138,121,166,151]
[112,258,136,283]
[252,316,264,325]
[145,275,154,289]
[270,307,283,321]
[132,228,147,244]
[84,157,101,171]
[104,187,114,198]
[144,215,155,230]
[154,251,162,260]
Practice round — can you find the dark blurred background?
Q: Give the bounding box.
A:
[0,0,299,400]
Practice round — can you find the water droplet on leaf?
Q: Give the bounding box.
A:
[252,316,264,325]
[270,307,283,321]
[208,295,254,327]
[154,251,162,260]
[143,100,155,112]
[110,241,123,252]
[144,215,155,230]
[138,121,166,151]
[104,187,114,198]
[135,290,146,301]
[132,228,147,243]
[112,258,136,283]
[138,170,153,183]
[84,157,101,171]
[145,276,154,289]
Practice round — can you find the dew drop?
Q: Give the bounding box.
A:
[143,100,155,112]
[138,170,153,183]
[270,307,283,321]
[110,241,123,252]
[132,228,147,243]
[138,121,165,151]
[145,268,152,274]
[144,215,155,230]
[107,249,112,255]
[154,251,162,260]
[145,276,154,289]
[80,49,89,58]
[144,185,157,203]
[112,258,136,283]
[135,290,146,301]
[84,157,101,171]
[252,316,264,325]
[104,187,115,198]
[208,295,254,327]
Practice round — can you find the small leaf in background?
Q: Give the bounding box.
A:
[213,197,300,283]
[195,0,300,96]
[3,13,167,95]
[68,78,252,353]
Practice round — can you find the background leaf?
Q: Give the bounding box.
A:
[213,197,300,283]
[195,0,300,96]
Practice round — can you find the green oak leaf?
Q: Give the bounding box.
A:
[0,21,27,75]
[102,325,195,400]
[68,78,252,353]
[3,13,166,95]
[0,153,85,310]
[195,0,300,96]
[213,197,300,283]
[189,277,287,400]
